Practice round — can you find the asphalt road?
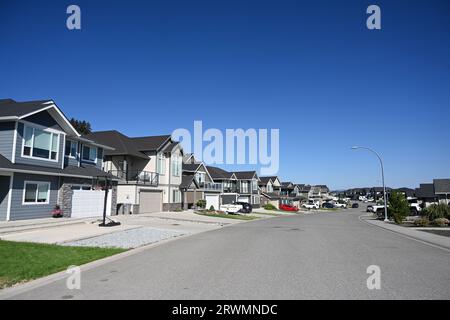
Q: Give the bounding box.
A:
[8,208,450,299]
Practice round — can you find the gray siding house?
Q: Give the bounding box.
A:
[0,99,117,221]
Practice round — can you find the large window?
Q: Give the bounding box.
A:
[172,189,181,203]
[172,154,181,177]
[195,172,205,184]
[22,125,59,161]
[157,153,165,175]
[23,181,50,204]
[65,140,78,158]
[267,183,273,193]
[82,145,97,163]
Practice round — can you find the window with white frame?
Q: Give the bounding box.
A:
[23,181,50,204]
[195,172,205,184]
[157,153,165,175]
[82,145,97,163]
[241,181,249,193]
[267,183,273,193]
[22,125,59,161]
[252,179,258,191]
[172,154,181,177]
[65,140,78,158]
[172,189,181,203]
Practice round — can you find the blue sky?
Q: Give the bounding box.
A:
[1,0,449,190]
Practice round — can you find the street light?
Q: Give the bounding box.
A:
[351,146,389,222]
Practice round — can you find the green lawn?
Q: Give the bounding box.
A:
[0,240,126,289]
[195,211,259,220]
[251,211,282,216]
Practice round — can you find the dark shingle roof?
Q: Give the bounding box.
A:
[233,171,257,180]
[261,192,280,200]
[180,173,198,189]
[259,177,272,184]
[433,179,450,194]
[416,183,436,198]
[0,154,115,179]
[0,99,52,117]
[86,131,148,159]
[131,135,171,152]
[206,166,233,179]
[183,163,201,172]
[393,187,415,197]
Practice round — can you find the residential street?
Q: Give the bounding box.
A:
[6,208,450,300]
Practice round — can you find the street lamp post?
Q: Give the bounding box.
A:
[351,146,389,222]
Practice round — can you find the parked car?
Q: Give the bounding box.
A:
[407,198,422,215]
[302,201,319,210]
[235,202,252,214]
[352,203,359,208]
[219,203,243,214]
[333,201,347,208]
[322,202,335,209]
[279,204,299,212]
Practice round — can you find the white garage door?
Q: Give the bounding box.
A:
[139,191,162,213]
[238,196,250,203]
[72,190,111,218]
[205,194,219,210]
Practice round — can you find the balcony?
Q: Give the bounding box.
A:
[109,170,159,186]
[198,181,222,191]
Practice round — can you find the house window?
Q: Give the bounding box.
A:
[65,140,78,158]
[22,125,59,161]
[172,189,181,203]
[195,172,205,184]
[157,153,165,175]
[23,181,50,204]
[252,179,258,191]
[267,184,273,193]
[82,145,97,163]
[241,181,249,193]
[172,154,181,177]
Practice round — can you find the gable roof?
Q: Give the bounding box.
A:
[0,99,80,136]
[233,171,257,180]
[206,166,234,180]
[180,173,199,189]
[131,135,171,152]
[433,179,450,194]
[259,177,273,185]
[182,163,202,172]
[86,130,148,159]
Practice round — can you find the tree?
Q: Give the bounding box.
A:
[70,118,92,135]
[388,191,409,224]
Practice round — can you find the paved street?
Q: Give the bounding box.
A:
[6,208,450,299]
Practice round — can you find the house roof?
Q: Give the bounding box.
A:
[233,171,257,180]
[261,192,280,200]
[0,154,116,179]
[259,177,273,185]
[131,135,171,152]
[0,99,80,137]
[182,163,202,172]
[416,183,436,198]
[206,166,234,180]
[180,173,199,189]
[433,179,450,194]
[393,187,416,197]
[86,131,148,159]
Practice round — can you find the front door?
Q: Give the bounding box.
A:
[0,175,11,221]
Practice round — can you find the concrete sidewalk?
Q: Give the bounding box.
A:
[360,216,450,251]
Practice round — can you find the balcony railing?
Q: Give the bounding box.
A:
[198,182,222,191]
[109,170,159,186]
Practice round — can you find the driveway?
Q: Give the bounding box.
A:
[3,208,450,299]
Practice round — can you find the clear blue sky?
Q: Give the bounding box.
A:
[1,0,449,190]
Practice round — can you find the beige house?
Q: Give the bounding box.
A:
[86,130,183,213]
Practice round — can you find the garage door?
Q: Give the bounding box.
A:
[205,194,219,210]
[139,191,162,213]
[238,196,250,203]
[72,190,111,218]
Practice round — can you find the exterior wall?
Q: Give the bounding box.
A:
[23,110,63,131]
[0,175,10,220]
[0,121,15,161]
[185,190,204,205]
[9,173,59,220]
[15,122,65,169]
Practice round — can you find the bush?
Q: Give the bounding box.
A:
[423,203,450,221]
[414,218,430,227]
[209,205,215,211]
[432,218,450,227]
[196,199,206,209]
[264,203,277,211]
[388,191,409,224]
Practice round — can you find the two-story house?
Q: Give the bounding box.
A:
[181,162,221,210]
[0,99,117,221]
[233,171,261,208]
[206,166,238,206]
[259,176,282,208]
[86,130,184,213]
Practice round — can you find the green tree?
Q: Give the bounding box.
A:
[70,118,92,135]
[388,191,409,224]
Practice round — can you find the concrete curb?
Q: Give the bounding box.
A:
[359,214,450,252]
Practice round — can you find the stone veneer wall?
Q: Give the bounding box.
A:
[162,203,182,212]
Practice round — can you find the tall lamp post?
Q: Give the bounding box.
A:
[351,146,389,222]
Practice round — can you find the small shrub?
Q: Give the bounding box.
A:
[432,218,449,227]
[196,199,206,209]
[389,191,409,224]
[414,218,430,227]
[209,205,215,211]
[423,203,450,221]
[264,203,277,211]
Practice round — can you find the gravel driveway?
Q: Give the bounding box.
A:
[62,227,186,249]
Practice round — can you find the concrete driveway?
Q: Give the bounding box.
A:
[2,207,450,299]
